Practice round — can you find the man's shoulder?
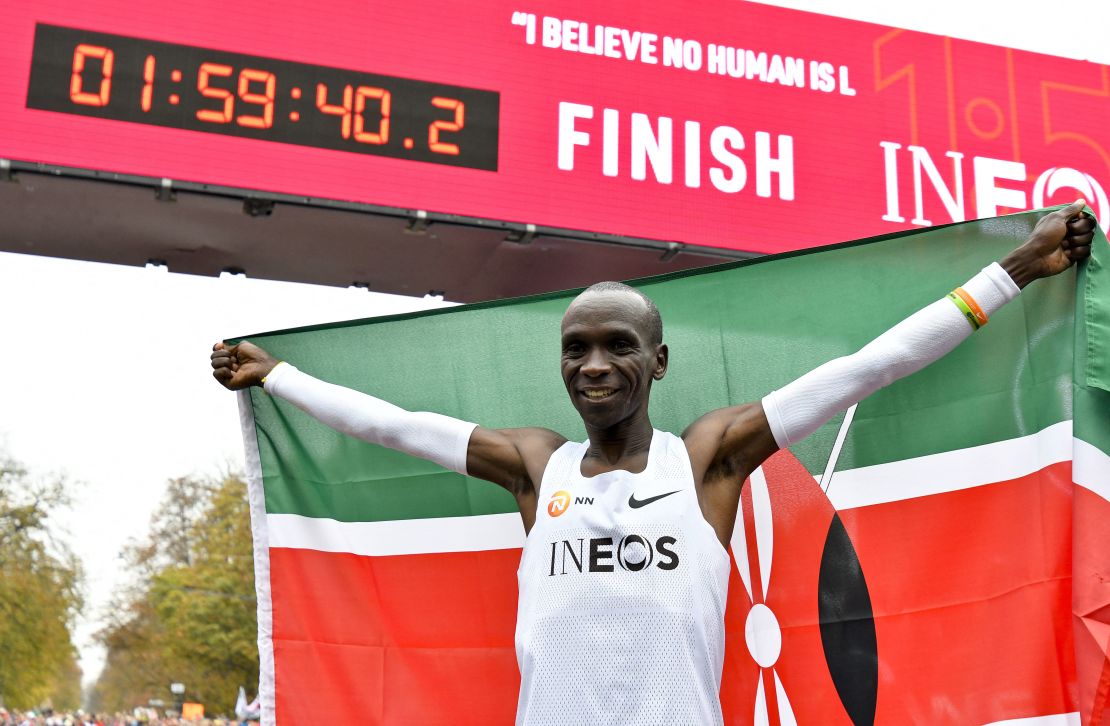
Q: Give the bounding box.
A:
[499,426,569,453]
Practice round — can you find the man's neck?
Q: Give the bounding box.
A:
[582,414,655,475]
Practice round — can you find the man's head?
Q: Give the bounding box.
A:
[560,282,668,430]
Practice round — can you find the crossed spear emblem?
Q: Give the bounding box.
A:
[731,405,859,725]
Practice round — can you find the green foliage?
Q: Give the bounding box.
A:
[0,456,84,710]
[90,475,259,716]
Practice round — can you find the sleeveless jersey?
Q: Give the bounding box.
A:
[515,429,731,726]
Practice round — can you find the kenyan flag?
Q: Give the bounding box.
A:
[236,209,1110,725]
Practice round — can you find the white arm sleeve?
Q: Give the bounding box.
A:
[262,363,477,475]
[761,262,1020,448]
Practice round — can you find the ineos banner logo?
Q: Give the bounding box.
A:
[880,144,1110,234]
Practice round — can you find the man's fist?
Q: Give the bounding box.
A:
[211,341,280,390]
[1001,199,1098,288]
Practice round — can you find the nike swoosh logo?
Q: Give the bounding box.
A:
[628,489,682,509]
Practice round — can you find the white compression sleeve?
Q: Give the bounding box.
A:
[761,262,1020,448]
[262,362,477,475]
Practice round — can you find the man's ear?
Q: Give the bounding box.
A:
[653,343,669,380]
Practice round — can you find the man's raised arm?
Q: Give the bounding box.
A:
[211,341,564,500]
[686,200,1097,486]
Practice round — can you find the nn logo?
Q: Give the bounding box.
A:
[547,491,571,517]
[547,534,680,576]
[547,490,595,517]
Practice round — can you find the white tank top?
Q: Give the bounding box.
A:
[515,429,731,726]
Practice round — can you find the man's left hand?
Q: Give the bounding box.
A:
[1002,199,1097,288]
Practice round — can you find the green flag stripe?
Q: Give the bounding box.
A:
[261,469,517,522]
[243,211,1106,522]
[255,365,1071,522]
[1075,386,1110,455]
[1081,228,1110,391]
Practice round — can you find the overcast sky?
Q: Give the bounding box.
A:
[2,0,1107,690]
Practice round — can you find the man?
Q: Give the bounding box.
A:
[213,202,1095,725]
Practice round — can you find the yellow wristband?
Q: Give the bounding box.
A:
[261,361,285,388]
[947,290,985,330]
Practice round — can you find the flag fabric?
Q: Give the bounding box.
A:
[236,209,1110,725]
[235,686,261,721]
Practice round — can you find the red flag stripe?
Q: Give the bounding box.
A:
[836,462,1076,724]
[269,547,520,725]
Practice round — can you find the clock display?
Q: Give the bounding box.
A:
[26,24,499,170]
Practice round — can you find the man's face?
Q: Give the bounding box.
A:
[560,291,667,429]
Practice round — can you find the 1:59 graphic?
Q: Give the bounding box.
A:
[26,24,500,171]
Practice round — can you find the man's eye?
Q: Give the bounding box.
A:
[612,340,633,351]
[563,344,584,355]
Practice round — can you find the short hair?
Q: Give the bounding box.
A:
[578,281,663,345]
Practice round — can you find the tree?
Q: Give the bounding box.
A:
[0,455,83,710]
[151,476,259,712]
[150,477,219,569]
[91,474,258,715]
[88,595,173,714]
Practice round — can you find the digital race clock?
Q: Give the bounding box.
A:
[26,24,499,170]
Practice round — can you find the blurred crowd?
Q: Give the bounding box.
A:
[0,711,258,726]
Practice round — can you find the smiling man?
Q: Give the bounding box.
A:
[212,202,1094,726]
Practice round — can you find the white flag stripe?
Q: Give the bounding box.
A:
[238,391,277,726]
[267,511,526,556]
[828,421,1073,510]
[1074,436,1110,502]
[263,421,1106,557]
[981,713,1078,726]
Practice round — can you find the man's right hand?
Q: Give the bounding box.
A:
[211,341,280,390]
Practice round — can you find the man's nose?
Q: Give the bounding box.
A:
[581,348,612,376]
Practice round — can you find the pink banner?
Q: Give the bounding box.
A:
[1,0,1108,254]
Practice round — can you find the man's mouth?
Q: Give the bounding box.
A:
[582,388,617,401]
